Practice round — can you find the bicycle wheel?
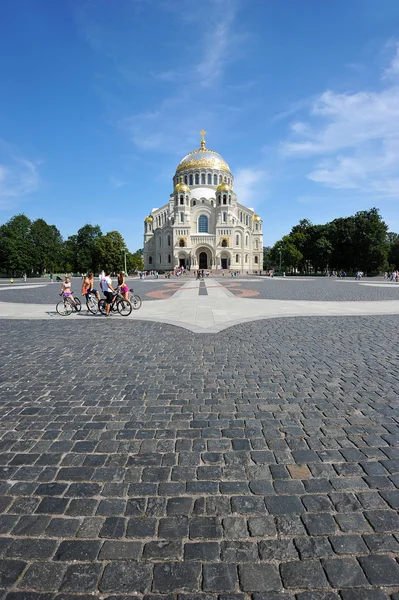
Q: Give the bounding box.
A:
[98,299,107,315]
[131,294,142,310]
[73,297,81,312]
[56,300,72,316]
[86,294,98,314]
[117,299,132,316]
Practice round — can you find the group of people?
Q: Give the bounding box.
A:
[59,271,130,316]
[384,271,399,281]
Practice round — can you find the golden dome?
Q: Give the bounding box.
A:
[216,182,231,192]
[176,131,231,175]
[174,182,190,193]
[144,215,154,223]
[253,214,261,221]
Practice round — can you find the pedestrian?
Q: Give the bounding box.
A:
[101,271,115,316]
[50,273,53,283]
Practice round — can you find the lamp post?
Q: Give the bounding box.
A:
[278,246,282,276]
[123,248,127,275]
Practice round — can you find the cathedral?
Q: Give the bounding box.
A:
[143,132,263,272]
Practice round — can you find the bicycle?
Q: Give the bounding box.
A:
[85,291,99,314]
[56,293,81,316]
[128,288,142,310]
[98,287,132,316]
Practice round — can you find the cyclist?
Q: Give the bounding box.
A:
[117,271,129,301]
[101,271,115,316]
[60,277,77,309]
[81,272,100,301]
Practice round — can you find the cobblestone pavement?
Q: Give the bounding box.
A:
[0,278,185,304]
[219,279,399,301]
[0,317,399,599]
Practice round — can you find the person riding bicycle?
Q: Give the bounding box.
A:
[117,271,129,301]
[60,277,77,309]
[81,272,101,301]
[101,271,115,316]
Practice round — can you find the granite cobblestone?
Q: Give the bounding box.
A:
[0,317,398,597]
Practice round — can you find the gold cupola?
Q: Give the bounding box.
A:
[216,182,231,192]
[174,182,190,193]
[144,215,154,223]
[175,130,231,175]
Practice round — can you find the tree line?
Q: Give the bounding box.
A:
[0,214,144,276]
[263,208,399,275]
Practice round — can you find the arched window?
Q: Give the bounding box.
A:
[149,256,152,264]
[168,255,171,263]
[184,175,188,184]
[255,240,259,250]
[236,254,239,263]
[228,196,231,205]
[236,234,239,245]
[180,196,184,205]
[255,256,258,264]
[245,255,248,263]
[240,212,243,222]
[195,174,199,184]
[159,255,162,263]
[193,200,196,206]
[246,215,249,226]
[245,235,248,246]
[256,223,258,231]
[180,213,184,223]
[224,176,227,182]
[218,196,221,205]
[221,238,228,247]
[211,200,214,206]
[198,215,208,233]
[213,174,217,185]
[201,173,205,184]
[158,235,162,247]
[219,175,222,183]
[168,235,171,246]
[223,195,227,205]
[207,173,211,185]
[190,174,193,185]
[179,238,185,247]
[223,212,227,222]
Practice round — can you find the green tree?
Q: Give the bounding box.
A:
[29,218,63,275]
[0,214,33,275]
[76,224,103,273]
[263,246,272,271]
[95,230,126,273]
[388,239,399,269]
[126,248,144,272]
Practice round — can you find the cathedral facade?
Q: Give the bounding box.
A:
[143,132,263,272]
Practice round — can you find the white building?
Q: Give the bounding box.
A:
[143,132,263,272]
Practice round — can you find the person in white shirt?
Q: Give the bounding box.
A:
[102,271,115,316]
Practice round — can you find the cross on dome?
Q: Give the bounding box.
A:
[199,129,207,149]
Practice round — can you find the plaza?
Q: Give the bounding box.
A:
[0,276,398,597]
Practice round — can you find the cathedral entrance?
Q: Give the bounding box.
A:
[199,252,208,269]
[179,258,186,268]
[221,258,228,270]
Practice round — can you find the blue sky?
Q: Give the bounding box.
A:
[1,0,399,251]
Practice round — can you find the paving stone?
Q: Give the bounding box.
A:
[100,561,153,593]
[294,537,334,559]
[203,564,238,592]
[126,518,157,538]
[264,496,304,515]
[99,541,142,560]
[190,517,222,539]
[221,541,259,562]
[238,564,282,592]
[359,555,399,586]
[19,562,67,592]
[6,538,56,559]
[362,533,399,553]
[335,513,372,533]
[328,534,368,555]
[152,562,201,593]
[54,540,101,561]
[302,513,337,535]
[143,540,183,560]
[0,560,27,588]
[258,539,298,560]
[60,563,103,592]
[247,516,276,537]
[280,561,329,589]
[184,542,220,561]
[322,557,368,587]
[365,510,399,531]
[340,591,389,600]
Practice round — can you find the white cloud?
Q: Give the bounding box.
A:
[109,176,129,189]
[281,44,399,198]
[0,141,40,200]
[234,167,267,205]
